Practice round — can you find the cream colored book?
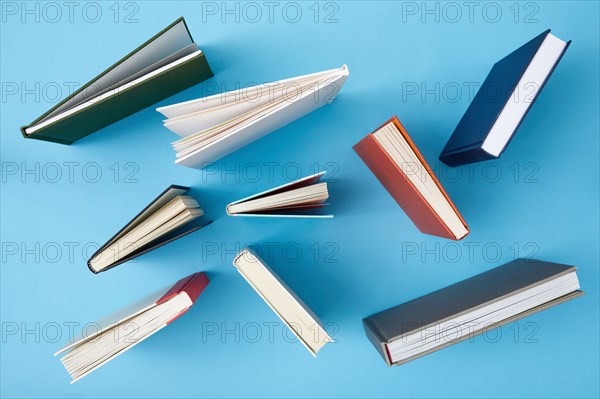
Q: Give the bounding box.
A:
[157,65,349,168]
[233,248,333,356]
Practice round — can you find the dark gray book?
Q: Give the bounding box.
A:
[363,259,582,366]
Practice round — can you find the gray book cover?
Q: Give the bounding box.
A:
[363,259,583,366]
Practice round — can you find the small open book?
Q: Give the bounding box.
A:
[157,65,349,168]
[233,249,332,356]
[55,272,209,383]
[226,172,331,218]
[21,17,213,144]
[354,117,469,240]
[88,185,210,273]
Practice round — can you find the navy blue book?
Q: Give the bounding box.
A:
[439,30,570,167]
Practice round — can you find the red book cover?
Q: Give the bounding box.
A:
[158,272,210,324]
[55,272,210,365]
[353,116,469,240]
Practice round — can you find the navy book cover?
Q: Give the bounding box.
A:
[439,30,570,167]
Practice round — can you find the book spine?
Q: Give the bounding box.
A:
[439,145,497,167]
[233,249,250,266]
[180,272,210,304]
[159,272,210,324]
[21,125,75,145]
[362,317,393,366]
[86,260,99,274]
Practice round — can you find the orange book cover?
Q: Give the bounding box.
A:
[353,116,469,240]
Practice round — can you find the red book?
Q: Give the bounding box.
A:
[353,116,469,240]
[55,272,209,383]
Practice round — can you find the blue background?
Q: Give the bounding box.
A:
[1,1,599,398]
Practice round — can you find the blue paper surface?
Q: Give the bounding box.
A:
[1,2,598,397]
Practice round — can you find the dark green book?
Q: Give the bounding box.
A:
[21,17,213,145]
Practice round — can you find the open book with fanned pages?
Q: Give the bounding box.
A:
[158,65,349,168]
[55,272,209,383]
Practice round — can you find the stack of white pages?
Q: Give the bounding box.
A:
[157,65,350,168]
[226,171,332,218]
[55,272,209,383]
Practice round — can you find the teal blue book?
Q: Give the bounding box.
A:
[21,17,213,145]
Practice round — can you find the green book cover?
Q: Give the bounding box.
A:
[21,17,214,145]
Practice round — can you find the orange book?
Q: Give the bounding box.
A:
[353,116,469,240]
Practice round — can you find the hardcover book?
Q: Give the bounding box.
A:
[233,248,333,356]
[157,65,349,168]
[439,30,570,166]
[55,272,209,383]
[87,185,211,273]
[354,116,469,240]
[22,17,213,144]
[226,171,332,218]
[363,259,582,366]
